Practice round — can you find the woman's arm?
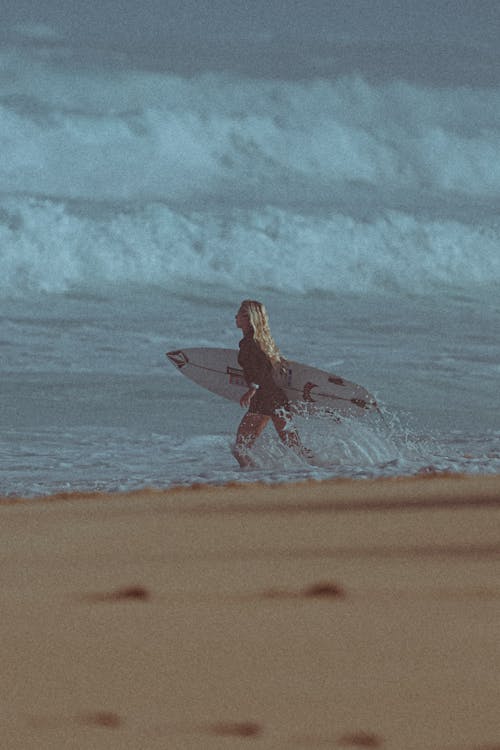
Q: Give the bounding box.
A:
[240,383,259,408]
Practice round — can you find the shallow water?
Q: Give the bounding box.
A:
[1,286,499,497]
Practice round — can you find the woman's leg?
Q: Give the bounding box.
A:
[233,413,270,467]
[271,412,312,459]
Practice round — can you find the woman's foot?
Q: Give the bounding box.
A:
[232,445,256,468]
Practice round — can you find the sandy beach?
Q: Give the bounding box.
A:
[2,473,500,750]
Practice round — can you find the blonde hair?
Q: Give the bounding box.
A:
[240,300,283,367]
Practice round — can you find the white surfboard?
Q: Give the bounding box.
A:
[166,347,378,419]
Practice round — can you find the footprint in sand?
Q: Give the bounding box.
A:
[263,581,346,600]
[79,712,123,729]
[82,585,151,603]
[209,722,263,738]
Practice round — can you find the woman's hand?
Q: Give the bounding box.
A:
[240,387,257,408]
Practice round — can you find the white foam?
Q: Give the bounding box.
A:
[1,49,500,203]
[1,197,499,299]
[2,50,500,299]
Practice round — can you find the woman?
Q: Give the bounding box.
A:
[233,299,304,467]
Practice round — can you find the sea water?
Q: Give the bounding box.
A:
[1,22,500,497]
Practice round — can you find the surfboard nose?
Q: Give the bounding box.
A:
[166,350,189,368]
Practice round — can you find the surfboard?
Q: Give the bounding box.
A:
[166,347,378,419]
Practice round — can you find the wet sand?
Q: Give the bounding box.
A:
[2,474,500,749]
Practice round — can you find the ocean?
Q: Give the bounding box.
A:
[1,18,500,497]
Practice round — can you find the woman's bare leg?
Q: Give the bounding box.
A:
[272,413,313,460]
[233,413,271,467]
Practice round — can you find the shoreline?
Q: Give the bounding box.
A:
[2,471,500,510]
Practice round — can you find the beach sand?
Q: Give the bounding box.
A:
[2,474,500,750]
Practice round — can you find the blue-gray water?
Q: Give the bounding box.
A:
[1,4,499,496]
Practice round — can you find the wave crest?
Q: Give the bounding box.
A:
[1,198,499,298]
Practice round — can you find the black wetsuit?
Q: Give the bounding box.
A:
[237,333,290,417]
